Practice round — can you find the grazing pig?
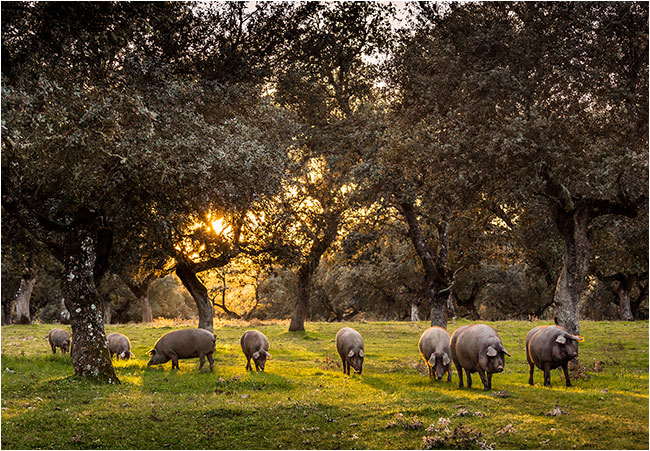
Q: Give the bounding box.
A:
[450,324,510,391]
[46,328,71,355]
[336,327,364,376]
[147,328,215,371]
[107,333,135,360]
[526,325,584,387]
[240,330,271,372]
[418,326,452,382]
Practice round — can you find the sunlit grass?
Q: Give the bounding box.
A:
[1,320,648,449]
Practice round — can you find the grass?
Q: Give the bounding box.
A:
[1,319,648,449]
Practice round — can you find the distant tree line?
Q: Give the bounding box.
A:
[2,1,647,381]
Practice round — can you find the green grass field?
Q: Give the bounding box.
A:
[1,319,648,449]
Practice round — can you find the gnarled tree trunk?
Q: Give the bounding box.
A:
[14,265,35,324]
[289,264,312,331]
[410,301,421,321]
[400,200,449,329]
[141,295,153,323]
[176,260,214,333]
[63,232,117,382]
[553,208,591,335]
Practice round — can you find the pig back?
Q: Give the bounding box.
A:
[419,327,451,358]
[336,327,363,355]
[526,326,571,368]
[451,324,500,371]
[155,329,215,358]
[49,328,70,345]
[240,330,269,357]
[107,333,130,353]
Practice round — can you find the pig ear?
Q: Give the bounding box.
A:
[253,351,260,360]
[120,351,126,359]
[265,351,271,359]
[428,354,436,366]
[555,335,567,345]
[358,350,364,358]
[442,352,451,366]
[500,346,511,357]
[130,351,136,358]
[571,335,584,342]
[148,349,156,355]
[348,350,355,358]
[486,346,497,357]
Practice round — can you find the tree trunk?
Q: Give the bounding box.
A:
[103,300,112,324]
[176,260,213,333]
[385,296,397,321]
[400,201,448,328]
[289,264,312,332]
[410,301,421,321]
[14,266,35,324]
[553,208,591,335]
[429,284,448,329]
[141,295,153,323]
[59,296,70,324]
[446,293,457,320]
[62,235,117,382]
[613,276,634,321]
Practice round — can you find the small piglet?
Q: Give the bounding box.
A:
[107,333,135,360]
[240,330,271,372]
[418,326,452,382]
[526,325,584,387]
[47,328,71,354]
[147,328,215,371]
[450,324,510,391]
[336,327,364,376]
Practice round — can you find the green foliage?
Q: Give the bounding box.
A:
[2,320,648,449]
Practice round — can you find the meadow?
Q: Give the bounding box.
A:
[1,319,648,449]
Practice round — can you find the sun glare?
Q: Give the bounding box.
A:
[212,218,232,236]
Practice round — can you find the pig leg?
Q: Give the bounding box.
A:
[478,369,489,391]
[199,354,206,370]
[171,355,179,370]
[207,353,214,371]
[543,362,551,387]
[246,357,252,371]
[465,369,472,389]
[255,361,260,372]
[487,372,493,391]
[456,363,464,388]
[561,362,571,387]
[447,367,451,382]
[51,344,56,354]
[528,361,535,385]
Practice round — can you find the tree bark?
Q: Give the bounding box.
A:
[618,285,633,321]
[289,264,312,331]
[14,265,35,324]
[399,200,448,329]
[62,233,117,382]
[141,295,153,323]
[553,207,591,335]
[176,259,214,333]
[59,296,70,324]
[410,301,421,321]
[103,300,112,324]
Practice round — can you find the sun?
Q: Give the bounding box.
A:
[212,218,232,236]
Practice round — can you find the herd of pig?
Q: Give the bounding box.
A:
[45,323,584,390]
